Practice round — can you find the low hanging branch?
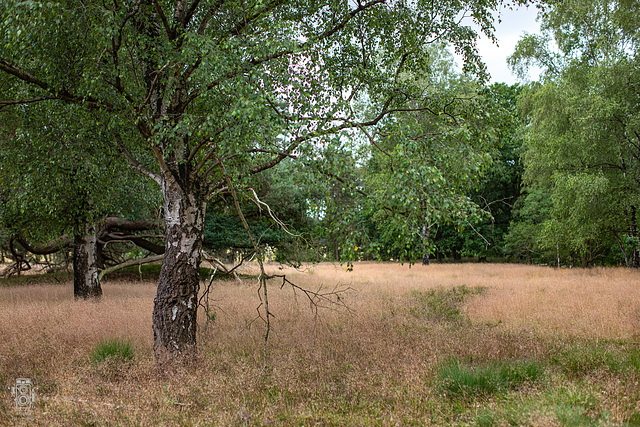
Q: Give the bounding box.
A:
[273,274,354,316]
[97,254,164,281]
[225,174,273,351]
[221,166,356,361]
[201,249,248,281]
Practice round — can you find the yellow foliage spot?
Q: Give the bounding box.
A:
[354,246,358,251]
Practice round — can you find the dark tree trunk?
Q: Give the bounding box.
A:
[631,205,640,268]
[73,223,101,299]
[152,174,207,365]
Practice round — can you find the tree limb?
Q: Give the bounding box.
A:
[98,254,164,280]
[113,133,162,184]
[14,234,72,255]
[0,97,53,109]
[0,57,116,111]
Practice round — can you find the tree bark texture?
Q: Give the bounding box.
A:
[152,173,207,365]
[73,223,102,299]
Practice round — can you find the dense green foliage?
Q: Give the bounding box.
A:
[507,0,640,267]
[0,101,159,244]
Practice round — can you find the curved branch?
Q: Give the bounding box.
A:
[101,216,160,232]
[98,254,164,280]
[14,234,72,255]
[0,97,53,109]
[0,57,116,111]
[113,133,162,184]
[103,233,165,254]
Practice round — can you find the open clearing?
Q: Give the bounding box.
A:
[1,262,639,425]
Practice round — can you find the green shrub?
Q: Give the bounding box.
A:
[91,338,134,364]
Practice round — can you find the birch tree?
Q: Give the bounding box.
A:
[1,0,521,364]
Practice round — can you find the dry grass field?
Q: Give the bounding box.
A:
[1,262,639,426]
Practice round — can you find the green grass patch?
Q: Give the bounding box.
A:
[91,338,135,364]
[551,388,602,427]
[550,340,640,376]
[438,358,543,398]
[411,285,486,322]
[0,269,72,287]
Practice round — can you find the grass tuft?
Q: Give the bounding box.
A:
[90,338,135,364]
[551,341,640,376]
[438,358,543,398]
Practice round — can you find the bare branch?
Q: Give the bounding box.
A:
[272,274,355,315]
[249,188,300,238]
[224,171,273,354]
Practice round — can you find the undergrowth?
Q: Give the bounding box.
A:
[1,264,640,425]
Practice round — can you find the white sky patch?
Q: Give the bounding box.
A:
[454,5,544,84]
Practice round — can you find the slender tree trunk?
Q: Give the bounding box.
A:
[152,174,207,365]
[73,222,101,299]
[421,223,430,265]
[613,232,630,267]
[631,205,640,268]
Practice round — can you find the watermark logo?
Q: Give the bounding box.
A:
[11,378,35,419]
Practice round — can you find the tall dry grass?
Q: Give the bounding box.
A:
[264,262,640,339]
[0,262,638,425]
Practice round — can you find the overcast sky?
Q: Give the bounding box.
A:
[460,5,543,84]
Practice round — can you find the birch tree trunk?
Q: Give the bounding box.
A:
[152,173,207,365]
[421,223,431,265]
[73,222,101,299]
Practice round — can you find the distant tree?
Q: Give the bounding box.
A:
[0,101,161,295]
[362,58,516,264]
[509,0,640,267]
[459,83,523,260]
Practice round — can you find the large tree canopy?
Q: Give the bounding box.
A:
[1,0,522,364]
[509,0,640,267]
